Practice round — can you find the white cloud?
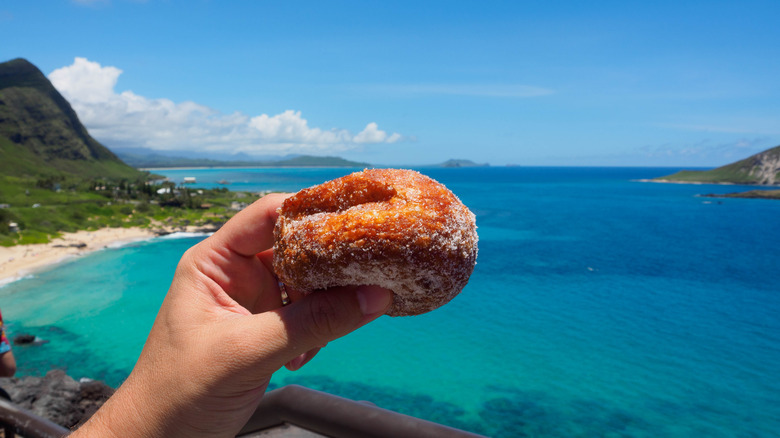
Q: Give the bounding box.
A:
[249,110,352,144]
[48,57,403,154]
[49,57,121,104]
[353,122,402,144]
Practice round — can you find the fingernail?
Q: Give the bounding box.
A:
[356,285,392,315]
[286,353,307,371]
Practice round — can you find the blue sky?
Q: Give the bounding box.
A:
[2,0,779,167]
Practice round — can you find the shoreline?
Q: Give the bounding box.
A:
[0,226,213,286]
[635,178,738,185]
[637,178,780,187]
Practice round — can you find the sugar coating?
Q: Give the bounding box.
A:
[272,168,478,316]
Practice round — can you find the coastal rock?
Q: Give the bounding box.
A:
[12,333,36,345]
[0,369,114,429]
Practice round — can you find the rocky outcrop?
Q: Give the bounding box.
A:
[0,370,113,429]
[745,147,780,184]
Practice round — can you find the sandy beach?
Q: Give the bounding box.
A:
[0,227,159,285]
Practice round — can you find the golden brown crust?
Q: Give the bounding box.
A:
[272,168,478,316]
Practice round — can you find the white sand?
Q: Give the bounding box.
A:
[0,227,159,285]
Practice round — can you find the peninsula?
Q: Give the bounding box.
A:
[652,145,780,200]
[654,145,780,185]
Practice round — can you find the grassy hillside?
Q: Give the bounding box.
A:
[0,136,141,180]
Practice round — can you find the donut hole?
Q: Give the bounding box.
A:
[283,175,397,219]
[416,277,434,291]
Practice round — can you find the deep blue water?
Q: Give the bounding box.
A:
[2,167,779,437]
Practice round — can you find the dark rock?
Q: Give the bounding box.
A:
[12,334,36,345]
[0,370,114,428]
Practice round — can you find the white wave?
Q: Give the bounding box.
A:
[104,236,157,249]
[157,232,213,240]
[0,274,35,289]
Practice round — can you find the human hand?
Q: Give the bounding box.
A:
[72,193,393,438]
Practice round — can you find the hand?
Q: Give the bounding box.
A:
[72,194,393,438]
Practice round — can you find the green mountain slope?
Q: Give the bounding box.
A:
[655,145,780,185]
[0,58,142,179]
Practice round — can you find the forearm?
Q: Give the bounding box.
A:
[70,372,172,438]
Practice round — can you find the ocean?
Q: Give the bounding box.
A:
[1,166,779,437]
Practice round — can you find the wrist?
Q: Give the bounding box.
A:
[70,371,168,438]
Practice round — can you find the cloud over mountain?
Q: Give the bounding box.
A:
[48,57,402,154]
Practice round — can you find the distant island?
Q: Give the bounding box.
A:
[654,145,780,185]
[439,159,489,168]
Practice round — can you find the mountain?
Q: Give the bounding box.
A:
[116,150,371,168]
[0,58,142,179]
[655,145,780,185]
[276,155,370,167]
[111,146,303,163]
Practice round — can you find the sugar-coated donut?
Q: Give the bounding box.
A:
[272,168,478,316]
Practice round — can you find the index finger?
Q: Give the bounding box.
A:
[211,193,292,257]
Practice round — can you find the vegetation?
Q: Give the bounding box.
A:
[656,168,761,184]
[0,171,256,246]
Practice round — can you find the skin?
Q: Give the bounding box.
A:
[0,351,16,378]
[71,193,392,437]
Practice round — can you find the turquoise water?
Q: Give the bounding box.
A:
[2,167,779,437]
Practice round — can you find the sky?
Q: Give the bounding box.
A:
[2,0,780,167]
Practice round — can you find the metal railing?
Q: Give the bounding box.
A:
[239,385,486,438]
[0,384,486,438]
[0,397,69,438]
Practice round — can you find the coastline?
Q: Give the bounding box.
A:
[0,226,211,286]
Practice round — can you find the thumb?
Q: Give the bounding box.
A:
[251,285,393,373]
